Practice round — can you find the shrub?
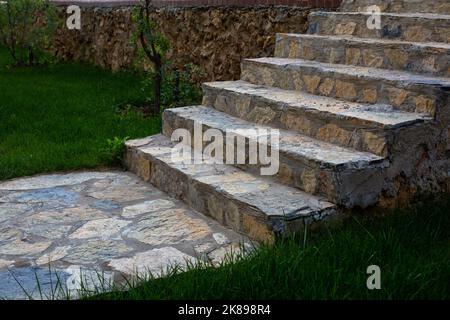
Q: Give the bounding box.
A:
[105,136,129,166]
[0,0,58,66]
[141,64,203,110]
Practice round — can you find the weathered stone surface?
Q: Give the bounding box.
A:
[23,207,107,225]
[52,6,310,83]
[276,33,450,76]
[0,239,52,256]
[162,105,387,207]
[64,265,115,297]
[0,203,33,223]
[213,233,230,245]
[36,246,71,266]
[308,11,450,43]
[207,243,244,266]
[108,247,196,276]
[0,172,248,299]
[124,209,212,246]
[0,259,14,269]
[202,81,430,156]
[0,172,118,191]
[122,199,176,218]
[125,134,337,241]
[241,57,449,115]
[0,267,72,300]
[69,218,131,240]
[341,0,450,14]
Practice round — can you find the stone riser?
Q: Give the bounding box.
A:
[125,147,276,242]
[241,59,446,116]
[125,136,337,242]
[202,84,394,157]
[341,0,450,15]
[308,12,450,43]
[275,34,450,77]
[162,108,387,208]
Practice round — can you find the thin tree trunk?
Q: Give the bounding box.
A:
[6,0,18,63]
[154,60,161,115]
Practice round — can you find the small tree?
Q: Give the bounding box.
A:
[132,0,169,115]
[0,0,58,66]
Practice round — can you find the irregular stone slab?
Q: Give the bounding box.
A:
[64,265,114,297]
[207,243,254,266]
[0,267,71,300]
[108,247,196,277]
[20,224,73,240]
[0,172,118,191]
[0,203,33,223]
[63,240,133,265]
[0,239,52,256]
[69,218,131,240]
[0,227,22,242]
[213,233,230,245]
[124,208,212,246]
[0,258,14,269]
[36,246,71,266]
[122,199,176,218]
[22,206,107,225]
[0,187,80,211]
[87,176,157,203]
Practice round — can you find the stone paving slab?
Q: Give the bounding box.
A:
[0,171,250,299]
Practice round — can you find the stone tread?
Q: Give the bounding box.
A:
[277,33,450,52]
[340,0,450,14]
[244,57,450,88]
[126,134,336,220]
[308,11,450,43]
[311,11,450,21]
[203,80,431,129]
[165,105,386,168]
[274,33,450,76]
[341,0,450,15]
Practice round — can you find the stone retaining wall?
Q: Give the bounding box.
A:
[52,5,323,81]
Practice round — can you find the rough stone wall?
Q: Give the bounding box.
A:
[53,6,311,81]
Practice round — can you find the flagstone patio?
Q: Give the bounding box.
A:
[0,171,249,299]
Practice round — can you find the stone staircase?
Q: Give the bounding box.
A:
[125,0,450,242]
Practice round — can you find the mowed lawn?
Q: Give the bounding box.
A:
[0,47,160,181]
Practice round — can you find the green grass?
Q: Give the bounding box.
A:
[94,197,450,300]
[0,47,161,181]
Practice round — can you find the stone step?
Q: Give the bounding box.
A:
[241,57,450,116]
[202,80,431,157]
[275,33,450,77]
[162,105,388,208]
[308,11,450,43]
[124,134,337,242]
[341,0,450,15]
